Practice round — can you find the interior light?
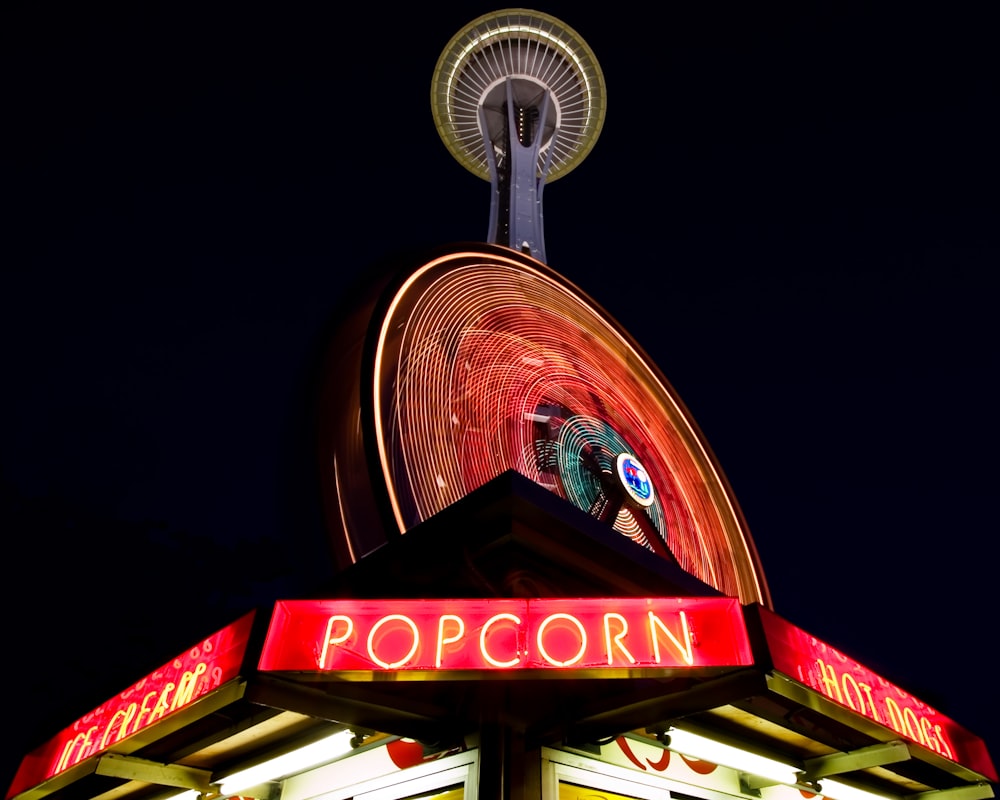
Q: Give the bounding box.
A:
[216,728,355,797]
[819,778,897,800]
[664,726,803,786]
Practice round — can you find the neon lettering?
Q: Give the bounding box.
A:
[47,657,219,773]
[902,705,922,742]
[171,662,208,711]
[436,614,465,668]
[481,613,521,668]
[132,690,158,734]
[648,610,693,665]
[320,615,353,669]
[807,654,957,765]
[150,682,174,723]
[931,724,955,760]
[99,708,130,749]
[840,672,880,722]
[857,681,879,723]
[367,614,419,669]
[817,659,842,703]
[7,613,254,799]
[537,613,587,667]
[270,598,749,673]
[603,612,636,666]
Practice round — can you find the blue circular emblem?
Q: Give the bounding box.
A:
[616,453,655,508]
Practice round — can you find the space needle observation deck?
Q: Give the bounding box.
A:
[430,9,606,263]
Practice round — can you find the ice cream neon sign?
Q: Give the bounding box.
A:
[258,597,751,675]
[6,612,255,800]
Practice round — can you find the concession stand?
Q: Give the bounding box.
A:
[9,9,996,800]
[7,473,996,800]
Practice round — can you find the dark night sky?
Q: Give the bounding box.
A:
[2,2,998,793]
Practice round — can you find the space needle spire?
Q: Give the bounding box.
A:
[431,9,606,263]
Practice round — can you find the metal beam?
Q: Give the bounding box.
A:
[913,784,996,800]
[803,740,911,778]
[94,753,215,791]
[548,669,768,745]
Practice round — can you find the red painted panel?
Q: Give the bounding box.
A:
[758,606,997,782]
[259,597,750,673]
[7,611,255,799]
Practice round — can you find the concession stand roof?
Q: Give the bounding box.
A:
[8,474,996,800]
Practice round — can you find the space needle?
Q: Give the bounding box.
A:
[430,9,606,263]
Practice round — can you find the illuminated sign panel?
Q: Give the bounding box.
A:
[258,597,751,675]
[757,606,998,782]
[6,612,255,800]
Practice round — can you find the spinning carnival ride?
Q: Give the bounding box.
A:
[319,10,771,608]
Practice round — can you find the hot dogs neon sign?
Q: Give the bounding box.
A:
[754,605,998,782]
[258,597,751,675]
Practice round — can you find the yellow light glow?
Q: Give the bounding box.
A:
[667,727,802,786]
[820,779,898,800]
[216,729,354,797]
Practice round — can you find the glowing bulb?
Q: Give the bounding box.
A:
[216,729,354,797]
[820,779,897,800]
[666,727,802,786]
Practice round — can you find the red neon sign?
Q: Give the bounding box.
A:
[258,597,751,674]
[756,606,997,782]
[7,612,255,800]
